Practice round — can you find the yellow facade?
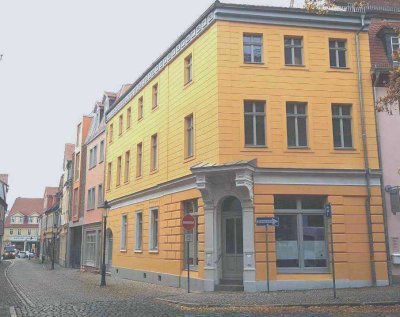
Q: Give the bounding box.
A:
[105,5,387,292]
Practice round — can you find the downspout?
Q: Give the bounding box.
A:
[355,14,377,286]
[372,72,393,285]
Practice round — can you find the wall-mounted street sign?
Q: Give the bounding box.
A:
[324,203,332,218]
[182,214,195,231]
[256,217,279,227]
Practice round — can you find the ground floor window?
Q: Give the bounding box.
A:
[85,231,96,266]
[183,199,199,269]
[274,195,328,273]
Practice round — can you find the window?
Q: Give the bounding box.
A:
[28,217,33,223]
[391,36,400,56]
[184,54,193,84]
[116,156,122,186]
[124,151,130,183]
[138,97,143,120]
[11,217,15,223]
[18,229,21,235]
[149,208,158,251]
[93,146,97,167]
[184,114,194,158]
[135,211,143,250]
[99,140,104,162]
[119,115,123,135]
[183,200,199,268]
[150,134,158,171]
[329,40,347,68]
[109,124,113,143]
[152,84,158,109]
[75,153,80,180]
[10,229,13,235]
[243,34,263,63]
[120,215,127,251]
[87,187,95,210]
[107,162,112,190]
[73,188,79,217]
[127,107,131,129]
[76,123,81,146]
[332,104,353,149]
[85,231,96,265]
[284,36,303,66]
[28,229,31,235]
[274,195,328,272]
[244,100,266,147]
[136,143,143,177]
[286,102,308,148]
[98,184,103,206]
[89,149,93,168]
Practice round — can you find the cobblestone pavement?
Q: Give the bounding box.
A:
[0,260,23,316]
[2,258,400,316]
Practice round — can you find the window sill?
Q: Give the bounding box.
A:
[149,249,159,254]
[136,175,143,180]
[241,62,267,68]
[151,106,159,112]
[283,64,307,70]
[285,147,313,153]
[184,80,194,89]
[137,117,144,122]
[277,268,329,274]
[327,67,353,73]
[183,155,196,163]
[150,169,158,175]
[241,146,271,153]
[134,249,143,254]
[331,148,359,154]
[120,249,127,253]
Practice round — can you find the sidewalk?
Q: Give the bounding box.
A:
[158,284,400,308]
[0,261,23,317]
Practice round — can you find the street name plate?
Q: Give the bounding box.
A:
[256,217,279,227]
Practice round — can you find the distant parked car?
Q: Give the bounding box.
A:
[25,251,34,258]
[17,251,27,258]
[3,246,16,259]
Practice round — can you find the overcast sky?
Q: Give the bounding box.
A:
[0,0,304,208]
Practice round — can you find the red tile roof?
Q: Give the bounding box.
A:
[44,187,58,196]
[334,0,400,6]
[4,197,44,227]
[369,19,400,67]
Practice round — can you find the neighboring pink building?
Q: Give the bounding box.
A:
[82,92,116,269]
[367,6,400,282]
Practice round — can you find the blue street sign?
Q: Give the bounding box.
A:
[256,217,279,227]
[324,203,332,218]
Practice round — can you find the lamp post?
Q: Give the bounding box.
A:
[100,201,110,287]
[51,211,59,270]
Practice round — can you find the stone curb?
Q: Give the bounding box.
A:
[157,297,400,309]
[4,261,34,307]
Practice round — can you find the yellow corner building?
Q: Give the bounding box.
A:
[104,2,388,292]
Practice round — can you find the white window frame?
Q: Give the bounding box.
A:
[120,214,127,251]
[284,36,303,66]
[135,211,143,251]
[274,196,329,274]
[99,140,105,162]
[391,36,400,56]
[329,39,347,68]
[286,102,308,148]
[243,33,263,64]
[149,208,159,251]
[185,114,194,158]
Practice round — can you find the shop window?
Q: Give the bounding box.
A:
[274,195,328,272]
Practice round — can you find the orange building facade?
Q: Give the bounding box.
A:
[104,3,389,292]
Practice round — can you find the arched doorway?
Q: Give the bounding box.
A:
[105,229,113,272]
[221,196,243,281]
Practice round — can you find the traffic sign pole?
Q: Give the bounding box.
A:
[182,214,195,294]
[266,226,270,293]
[187,236,190,293]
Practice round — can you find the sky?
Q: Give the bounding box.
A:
[0,0,304,209]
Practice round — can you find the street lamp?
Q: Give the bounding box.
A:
[51,210,59,270]
[100,201,110,287]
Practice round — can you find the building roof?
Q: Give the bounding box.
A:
[370,19,400,68]
[335,0,400,8]
[64,143,75,162]
[44,187,59,196]
[4,197,44,227]
[106,1,371,122]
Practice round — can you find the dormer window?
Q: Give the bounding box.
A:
[391,36,400,57]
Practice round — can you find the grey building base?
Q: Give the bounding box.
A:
[111,266,389,292]
[256,279,389,292]
[111,267,204,292]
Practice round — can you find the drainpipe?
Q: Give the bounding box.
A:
[372,71,393,285]
[355,14,377,286]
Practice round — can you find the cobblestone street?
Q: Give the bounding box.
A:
[1,259,400,316]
